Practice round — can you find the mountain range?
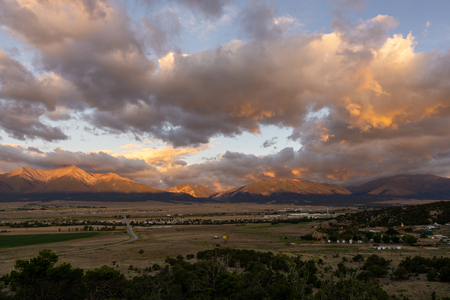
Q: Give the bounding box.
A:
[212,179,351,201]
[0,166,160,194]
[1,166,450,202]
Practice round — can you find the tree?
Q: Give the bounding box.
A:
[403,235,418,245]
[382,234,390,244]
[365,231,374,240]
[393,266,409,279]
[385,227,399,235]
[85,265,126,300]
[9,249,85,300]
[329,233,338,242]
[373,234,382,243]
[438,266,450,282]
[343,234,352,241]
[391,235,400,243]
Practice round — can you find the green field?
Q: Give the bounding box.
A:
[0,232,106,248]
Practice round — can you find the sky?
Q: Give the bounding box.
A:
[0,0,450,191]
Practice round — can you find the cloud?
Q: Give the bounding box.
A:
[237,0,283,41]
[331,0,368,32]
[137,0,231,20]
[423,21,431,37]
[1,0,450,187]
[121,144,214,166]
[178,0,232,20]
[262,137,278,148]
[142,9,181,56]
[120,144,144,149]
[27,147,44,154]
[45,106,72,121]
[0,144,154,178]
[0,100,68,142]
[0,0,156,110]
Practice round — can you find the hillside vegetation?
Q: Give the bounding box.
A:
[337,201,450,227]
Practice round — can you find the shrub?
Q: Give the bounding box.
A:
[352,254,364,262]
[393,266,409,279]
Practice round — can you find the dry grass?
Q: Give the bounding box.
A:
[0,200,449,298]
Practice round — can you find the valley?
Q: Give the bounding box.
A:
[1,199,450,299]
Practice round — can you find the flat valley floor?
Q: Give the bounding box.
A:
[1,200,449,299]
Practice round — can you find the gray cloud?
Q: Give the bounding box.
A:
[27,147,43,154]
[0,144,154,178]
[331,0,368,33]
[0,101,68,141]
[5,47,20,57]
[142,9,181,56]
[262,137,278,148]
[178,0,231,20]
[238,0,282,41]
[137,0,231,20]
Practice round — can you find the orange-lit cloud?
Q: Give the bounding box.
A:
[121,144,214,166]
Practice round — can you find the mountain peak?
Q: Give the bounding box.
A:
[166,183,216,198]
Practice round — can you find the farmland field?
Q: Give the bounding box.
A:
[0,232,106,248]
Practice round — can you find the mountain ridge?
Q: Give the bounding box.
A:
[347,174,450,196]
[0,166,161,194]
[212,178,352,202]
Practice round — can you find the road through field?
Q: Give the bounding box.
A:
[0,216,138,263]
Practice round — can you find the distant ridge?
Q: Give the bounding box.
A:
[166,184,216,198]
[347,174,450,197]
[212,179,351,202]
[0,166,162,194]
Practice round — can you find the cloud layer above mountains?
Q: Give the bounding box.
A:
[0,0,450,190]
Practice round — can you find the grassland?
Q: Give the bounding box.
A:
[0,200,449,300]
[0,232,106,248]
